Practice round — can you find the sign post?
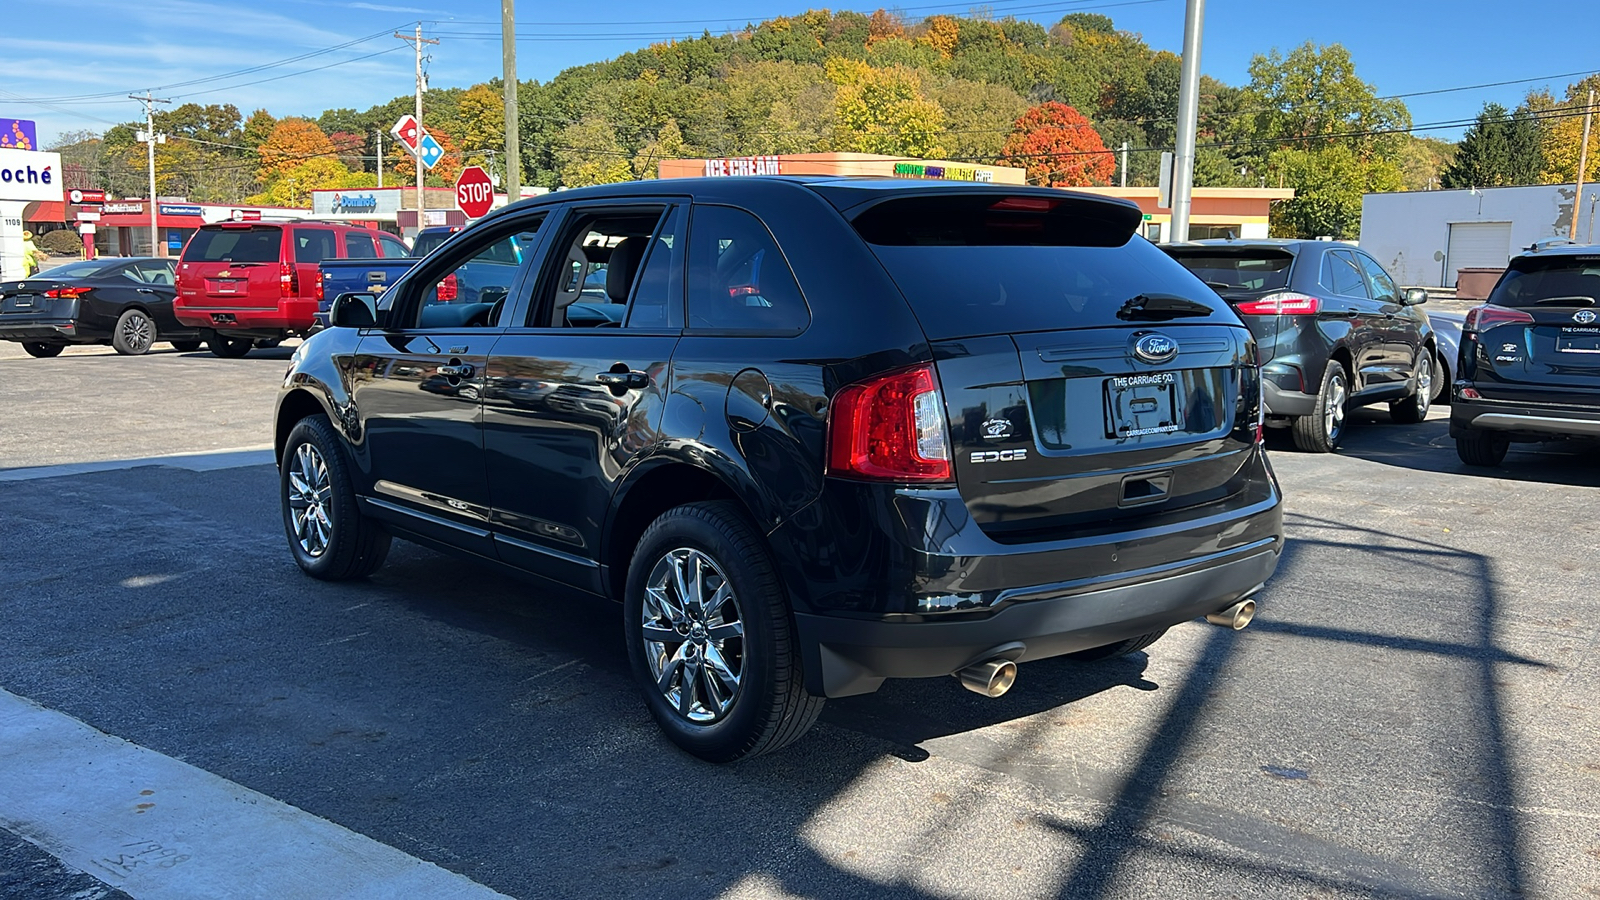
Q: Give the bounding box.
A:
[455,166,494,219]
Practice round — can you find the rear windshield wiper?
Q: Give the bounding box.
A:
[1203,281,1235,291]
[1533,295,1596,306]
[1118,292,1215,320]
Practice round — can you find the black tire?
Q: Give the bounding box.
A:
[1389,349,1433,424]
[280,414,391,580]
[1456,427,1510,467]
[1291,360,1349,453]
[1432,352,1451,405]
[21,342,64,358]
[111,308,156,355]
[624,501,824,763]
[208,336,252,358]
[1067,629,1169,662]
[170,340,203,352]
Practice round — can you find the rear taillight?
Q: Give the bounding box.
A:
[43,286,91,298]
[1463,305,1534,333]
[827,364,952,482]
[437,274,458,302]
[1234,292,1321,315]
[280,262,297,298]
[313,273,325,302]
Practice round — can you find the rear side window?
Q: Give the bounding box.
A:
[1166,252,1292,292]
[1322,250,1368,298]
[182,226,281,263]
[293,228,338,264]
[1489,256,1600,308]
[344,231,377,259]
[853,194,1223,340]
[687,206,808,333]
[411,231,453,257]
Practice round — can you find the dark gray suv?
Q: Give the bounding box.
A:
[1165,240,1437,452]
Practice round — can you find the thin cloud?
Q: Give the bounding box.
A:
[348,2,432,13]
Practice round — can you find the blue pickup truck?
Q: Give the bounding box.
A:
[317,226,622,328]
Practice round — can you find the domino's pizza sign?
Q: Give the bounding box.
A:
[0,149,62,202]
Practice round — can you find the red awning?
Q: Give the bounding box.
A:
[96,213,206,229]
[23,201,65,223]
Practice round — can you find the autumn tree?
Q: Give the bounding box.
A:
[1000,102,1115,186]
[1534,76,1600,184]
[241,110,277,157]
[248,157,375,207]
[257,118,336,183]
[457,83,505,155]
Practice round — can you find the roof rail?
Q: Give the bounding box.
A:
[1526,237,1576,252]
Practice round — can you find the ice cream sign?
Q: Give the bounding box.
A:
[703,156,782,177]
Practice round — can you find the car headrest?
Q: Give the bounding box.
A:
[606,237,645,303]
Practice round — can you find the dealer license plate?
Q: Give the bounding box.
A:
[1557,327,1600,354]
[1104,372,1182,439]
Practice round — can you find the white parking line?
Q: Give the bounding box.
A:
[0,689,510,900]
[0,447,276,482]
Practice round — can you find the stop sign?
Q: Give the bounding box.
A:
[455,166,494,219]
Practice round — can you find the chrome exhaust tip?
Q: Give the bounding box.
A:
[1206,597,1257,630]
[955,658,1018,698]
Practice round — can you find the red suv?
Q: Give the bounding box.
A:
[174,221,410,357]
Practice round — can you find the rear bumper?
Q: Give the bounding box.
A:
[795,540,1279,697]
[1451,395,1600,439]
[0,319,82,342]
[173,298,319,334]
[1260,363,1316,417]
[780,459,1284,698]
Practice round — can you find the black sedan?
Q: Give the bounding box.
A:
[1165,240,1437,452]
[0,257,203,357]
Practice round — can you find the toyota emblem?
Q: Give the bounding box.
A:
[1574,310,1597,324]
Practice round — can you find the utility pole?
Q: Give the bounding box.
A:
[1570,88,1594,241]
[502,0,521,206]
[376,130,383,188]
[396,25,438,228]
[1169,0,1205,243]
[131,91,170,257]
[1120,141,1129,188]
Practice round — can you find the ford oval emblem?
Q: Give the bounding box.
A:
[1133,333,1179,364]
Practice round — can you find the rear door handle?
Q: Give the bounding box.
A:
[136,288,156,294]
[437,363,475,377]
[596,370,649,390]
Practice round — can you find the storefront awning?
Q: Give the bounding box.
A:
[23,201,65,223]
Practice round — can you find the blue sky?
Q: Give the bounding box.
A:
[3,0,1592,146]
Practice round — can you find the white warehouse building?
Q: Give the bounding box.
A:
[1359,182,1600,292]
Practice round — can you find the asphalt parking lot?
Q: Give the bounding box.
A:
[2,345,1598,899]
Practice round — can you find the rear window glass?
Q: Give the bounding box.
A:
[1167,252,1291,292]
[412,231,454,257]
[344,231,377,259]
[854,197,1224,340]
[1490,256,1600,308]
[42,259,124,279]
[182,226,281,263]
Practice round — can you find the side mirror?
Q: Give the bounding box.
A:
[329,292,381,328]
[1402,288,1429,306]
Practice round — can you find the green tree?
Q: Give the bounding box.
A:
[556,115,633,186]
[1240,42,1410,158]
[1440,103,1540,188]
[929,78,1029,161]
[1266,143,1403,238]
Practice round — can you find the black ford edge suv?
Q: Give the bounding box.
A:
[1163,240,1437,453]
[275,178,1283,761]
[1452,242,1600,466]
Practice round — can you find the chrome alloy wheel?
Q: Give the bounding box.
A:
[120,312,153,353]
[1325,370,1347,443]
[1414,354,1433,417]
[286,444,333,557]
[641,547,745,724]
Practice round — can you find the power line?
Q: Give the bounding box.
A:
[429,0,1168,29]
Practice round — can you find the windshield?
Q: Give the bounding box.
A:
[182,226,282,263]
[1166,252,1293,292]
[43,259,123,279]
[1489,256,1600,308]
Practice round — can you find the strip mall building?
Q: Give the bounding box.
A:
[657,153,1291,242]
